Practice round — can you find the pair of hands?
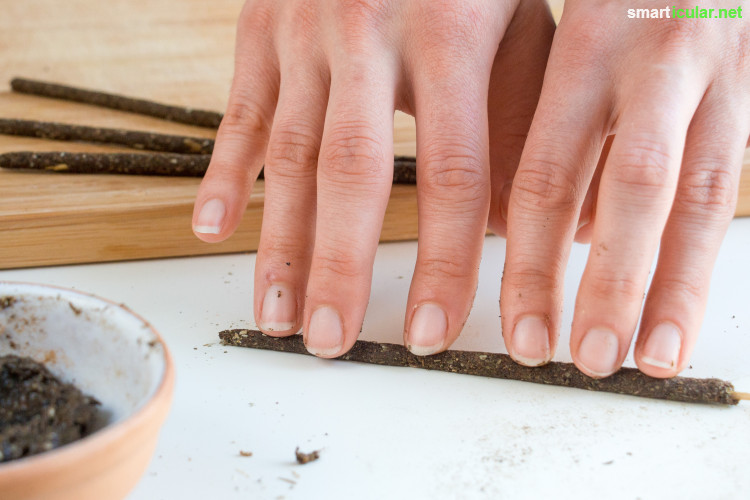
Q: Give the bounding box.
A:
[192,0,750,378]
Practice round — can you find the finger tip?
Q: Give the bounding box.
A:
[571,356,620,379]
[635,356,680,378]
[509,350,553,367]
[406,343,446,357]
[258,324,300,338]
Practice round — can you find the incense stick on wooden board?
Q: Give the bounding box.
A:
[219,329,746,406]
[11,78,224,129]
[0,151,418,183]
[0,119,214,154]
[0,152,210,176]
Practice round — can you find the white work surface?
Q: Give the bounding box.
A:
[2,221,749,500]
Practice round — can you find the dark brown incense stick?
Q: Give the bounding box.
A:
[0,152,210,176]
[219,329,745,406]
[0,119,214,154]
[0,151,418,183]
[11,78,223,128]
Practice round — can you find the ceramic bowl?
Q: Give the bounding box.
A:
[0,282,174,500]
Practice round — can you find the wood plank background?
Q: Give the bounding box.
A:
[0,0,747,269]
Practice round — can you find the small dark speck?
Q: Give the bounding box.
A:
[277,290,282,298]
[285,262,291,266]
[603,460,614,465]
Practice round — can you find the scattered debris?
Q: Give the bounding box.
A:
[295,447,320,465]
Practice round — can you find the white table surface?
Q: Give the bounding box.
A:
[2,220,749,500]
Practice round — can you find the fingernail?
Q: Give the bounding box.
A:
[500,182,512,222]
[259,284,296,332]
[306,306,343,357]
[578,327,620,377]
[510,315,550,366]
[641,323,681,370]
[194,198,225,234]
[407,303,447,356]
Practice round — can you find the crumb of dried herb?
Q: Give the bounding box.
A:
[295,447,320,464]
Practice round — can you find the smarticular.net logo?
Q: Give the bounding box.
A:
[627,5,743,18]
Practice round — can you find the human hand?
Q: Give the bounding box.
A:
[192,0,554,357]
[501,0,750,377]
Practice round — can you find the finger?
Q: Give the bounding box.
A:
[570,74,705,378]
[302,58,397,357]
[634,100,748,377]
[253,62,329,336]
[501,55,612,367]
[488,0,555,237]
[192,9,279,242]
[401,64,495,356]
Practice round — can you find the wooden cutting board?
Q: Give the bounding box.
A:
[0,0,747,270]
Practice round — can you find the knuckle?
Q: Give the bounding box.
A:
[611,138,674,192]
[420,255,472,282]
[266,125,320,176]
[656,276,705,302]
[675,164,737,215]
[314,244,365,280]
[419,144,487,204]
[335,0,390,47]
[321,121,386,180]
[287,0,319,34]
[513,153,580,214]
[506,265,558,292]
[653,17,704,57]
[416,1,488,51]
[555,13,613,74]
[587,273,643,302]
[221,98,271,137]
[239,1,276,32]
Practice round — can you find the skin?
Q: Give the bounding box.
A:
[193,0,750,379]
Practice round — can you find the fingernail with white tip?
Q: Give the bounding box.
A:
[306,306,343,357]
[259,284,296,333]
[511,315,550,366]
[194,198,225,234]
[578,327,620,377]
[641,323,681,370]
[407,303,447,356]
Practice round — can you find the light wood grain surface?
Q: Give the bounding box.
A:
[0,0,747,269]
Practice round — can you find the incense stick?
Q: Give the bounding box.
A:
[0,152,210,176]
[0,119,214,154]
[11,78,223,128]
[219,329,743,406]
[0,151,418,183]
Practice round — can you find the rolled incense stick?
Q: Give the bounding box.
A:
[219,329,744,406]
[0,151,418,183]
[11,78,224,128]
[0,152,210,176]
[0,119,214,154]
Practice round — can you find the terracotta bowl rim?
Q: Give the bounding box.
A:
[0,280,175,477]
